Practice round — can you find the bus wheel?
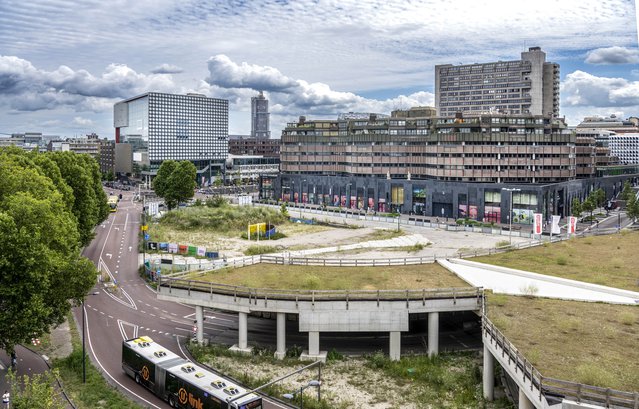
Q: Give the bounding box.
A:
[135,373,140,384]
[168,396,176,408]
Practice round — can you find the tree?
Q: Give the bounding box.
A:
[46,152,105,246]
[0,149,96,355]
[153,160,196,210]
[593,188,606,208]
[582,196,595,222]
[214,170,223,188]
[627,193,639,222]
[571,198,582,218]
[621,180,633,201]
[8,369,65,409]
[152,160,177,199]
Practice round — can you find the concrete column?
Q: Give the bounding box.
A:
[308,331,320,356]
[275,312,286,360]
[195,305,204,344]
[483,344,494,401]
[518,387,534,409]
[427,312,439,357]
[238,312,248,350]
[389,331,401,361]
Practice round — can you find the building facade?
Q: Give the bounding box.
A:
[281,109,575,184]
[609,133,639,165]
[274,108,638,222]
[577,115,639,134]
[229,135,280,158]
[435,47,559,118]
[251,91,270,139]
[113,92,229,181]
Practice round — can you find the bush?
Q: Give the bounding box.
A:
[556,256,568,265]
[244,245,278,256]
[286,344,303,358]
[327,348,345,361]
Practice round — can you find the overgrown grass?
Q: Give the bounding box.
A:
[486,294,639,391]
[475,231,639,291]
[244,245,280,256]
[189,343,512,409]
[53,314,142,409]
[194,263,469,290]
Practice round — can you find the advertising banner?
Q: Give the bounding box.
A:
[168,243,178,253]
[551,215,561,234]
[568,216,577,234]
[533,213,543,235]
[197,246,206,257]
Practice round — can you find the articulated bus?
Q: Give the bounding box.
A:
[122,337,262,409]
[108,195,119,212]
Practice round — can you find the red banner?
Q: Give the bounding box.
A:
[533,213,543,235]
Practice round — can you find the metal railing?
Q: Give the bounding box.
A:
[157,276,482,304]
[483,316,639,408]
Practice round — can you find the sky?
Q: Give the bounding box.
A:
[0,0,638,139]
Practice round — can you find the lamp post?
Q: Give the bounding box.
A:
[82,297,86,383]
[502,187,521,245]
[282,380,321,409]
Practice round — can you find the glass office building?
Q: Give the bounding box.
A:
[114,92,228,178]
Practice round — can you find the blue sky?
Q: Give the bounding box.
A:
[0,0,638,138]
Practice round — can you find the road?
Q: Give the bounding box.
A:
[77,189,484,408]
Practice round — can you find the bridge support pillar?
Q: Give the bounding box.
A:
[300,331,327,362]
[518,387,534,409]
[275,312,286,360]
[195,305,204,344]
[389,331,401,361]
[427,312,439,357]
[483,344,494,401]
[229,311,252,355]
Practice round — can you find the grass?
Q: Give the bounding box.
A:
[244,245,280,256]
[474,231,639,291]
[189,343,512,409]
[486,293,639,391]
[53,313,143,409]
[190,263,469,290]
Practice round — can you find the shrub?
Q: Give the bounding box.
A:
[520,283,539,297]
[327,348,345,361]
[286,344,303,358]
[619,312,636,326]
[576,363,616,387]
[244,245,278,256]
[303,274,321,290]
[556,256,568,265]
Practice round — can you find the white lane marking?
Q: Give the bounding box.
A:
[86,313,161,409]
[124,213,129,232]
[149,314,156,317]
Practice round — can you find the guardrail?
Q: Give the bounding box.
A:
[157,277,482,304]
[259,254,440,266]
[483,316,639,408]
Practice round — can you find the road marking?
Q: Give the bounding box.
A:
[108,315,114,319]
[140,310,147,314]
[149,313,156,317]
[99,311,105,315]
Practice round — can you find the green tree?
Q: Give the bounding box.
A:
[214,170,223,187]
[593,188,606,208]
[280,203,289,217]
[621,180,633,201]
[571,198,582,218]
[46,152,104,246]
[0,157,95,353]
[582,196,595,221]
[627,193,639,222]
[153,160,196,210]
[152,160,177,199]
[8,369,65,409]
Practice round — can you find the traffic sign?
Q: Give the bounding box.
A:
[144,234,150,241]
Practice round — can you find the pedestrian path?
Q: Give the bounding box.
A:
[439,258,639,305]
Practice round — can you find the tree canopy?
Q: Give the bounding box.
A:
[152,160,197,210]
[0,148,102,353]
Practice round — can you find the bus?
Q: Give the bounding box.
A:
[108,195,119,212]
[122,337,262,409]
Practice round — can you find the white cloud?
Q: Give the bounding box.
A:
[562,70,639,107]
[72,116,94,126]
[151,63,184,74]
[585,46,639,64]
[0,55,180,111]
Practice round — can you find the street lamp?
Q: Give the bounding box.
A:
[502,187,521,245]
[282,380,321,409]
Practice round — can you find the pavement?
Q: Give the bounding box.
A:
[439,258,639,305]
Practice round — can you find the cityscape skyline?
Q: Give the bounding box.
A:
[0,0,638,138]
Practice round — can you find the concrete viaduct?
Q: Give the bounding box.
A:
[156,277,482,361]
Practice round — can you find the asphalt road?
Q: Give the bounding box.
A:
[0,344,51,401]
[77,189,484,408]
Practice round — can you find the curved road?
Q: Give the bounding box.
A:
[75,189,481,408]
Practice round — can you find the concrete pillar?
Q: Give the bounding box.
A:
[389,331,401,361]
[518,387,534,409]
[308,331,320,356]
[427,312,439,357]
[238,312,248,350]
[483,344,494,401]
[275,312,286,360]
[195,305,204,344]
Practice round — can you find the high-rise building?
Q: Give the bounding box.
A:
[251,91,270,139]
[435,47,559,118]
[113,92,228,181]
